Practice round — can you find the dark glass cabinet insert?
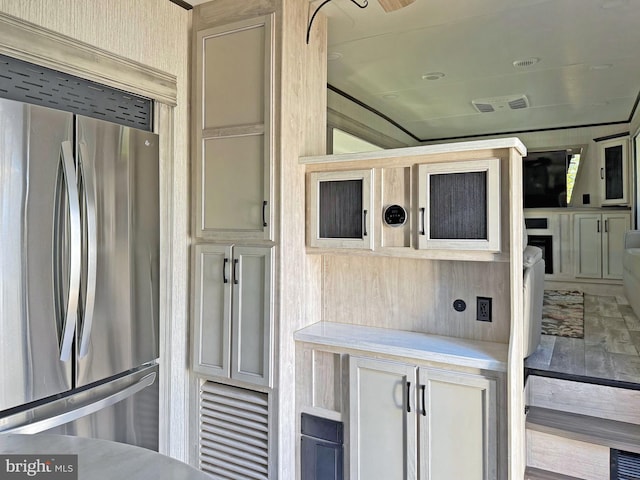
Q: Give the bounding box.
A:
[604,143,624,201]
[428,171,487,240]
[318,179,364,239]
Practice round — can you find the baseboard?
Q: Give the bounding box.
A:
[544,279,624,296]
[524,467,583,480]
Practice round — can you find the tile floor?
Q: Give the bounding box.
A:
[525,291,640,385]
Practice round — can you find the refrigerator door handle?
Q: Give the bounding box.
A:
[77,142,97,358]
[2,371,157,435]
[57,141,81,362]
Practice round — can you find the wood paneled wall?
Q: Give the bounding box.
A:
[321,255,511,343]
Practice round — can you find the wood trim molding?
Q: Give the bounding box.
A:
[0,11,177,105]
[328,107,410,150]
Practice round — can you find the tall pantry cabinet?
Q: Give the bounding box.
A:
[190,0,327,478]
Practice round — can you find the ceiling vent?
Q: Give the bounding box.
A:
[472,94,530,113]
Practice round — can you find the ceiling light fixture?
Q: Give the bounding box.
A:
[306,0,416,44]
[422,72,445,80]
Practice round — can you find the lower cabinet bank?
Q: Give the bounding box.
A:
[295,322,508,480]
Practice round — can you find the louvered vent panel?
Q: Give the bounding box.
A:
[199,381,269,480]
[0,53,152,130]
[612,449,640,479]
[508,97,529,109]
[473,103,495,113]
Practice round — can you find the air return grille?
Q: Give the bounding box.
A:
[611,449,640,479]
[0,53,152,130]
[199,381,269,480]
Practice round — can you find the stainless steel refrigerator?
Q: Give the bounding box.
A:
[0,96,160,450]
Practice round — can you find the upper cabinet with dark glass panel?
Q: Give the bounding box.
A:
[599,136,630,206]
[308,170,373,249]
[301,138,525,259]
[417,159,501,252]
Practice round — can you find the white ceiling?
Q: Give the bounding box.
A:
[184,0,640,142]
[320,0,640,141]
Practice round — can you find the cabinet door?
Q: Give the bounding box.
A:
[191,244,232,378]
[194,16,274,241]
[349,357,417,480]
[574,214,603,278]
[600,137,629,206]
[231,246,274,387]
[309,170,373,249]
[418,368,497,480]
[200,134,271,239]
[416,159,501,252]
[602,213,631,279]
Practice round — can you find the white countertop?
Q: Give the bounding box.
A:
[294,322,509,372]
[299,137,527,164]
[0,434,209,480]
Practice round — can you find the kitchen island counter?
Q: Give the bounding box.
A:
[0,434,208,479]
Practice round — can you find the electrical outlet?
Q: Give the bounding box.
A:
[477,297,492,322]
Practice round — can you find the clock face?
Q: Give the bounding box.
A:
[383,204,407,227]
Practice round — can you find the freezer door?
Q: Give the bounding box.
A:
[1,365,159,451]
[75,116,159,386]
[0,99,74,411]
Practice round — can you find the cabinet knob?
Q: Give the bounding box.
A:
[223,258,229,284]
[420,384,427,417]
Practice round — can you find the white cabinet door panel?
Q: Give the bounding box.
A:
[602,213,631,279]
[231,246,273,387]
[574,214,603,278]
[202,23,266,129]
[349,356,417,480]
[194,15,274,241]
[191,244,232,378]
[202,134,267,234]
[418,368,497,480]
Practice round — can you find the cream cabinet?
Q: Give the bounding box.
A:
[194,15,274,241]
[599,136,630,206]
[349,357,417,480]
[349,356,498,480]
[191,244,273,387]
[308,169,374,250]
[574,212,630,280]
[416,158,501,252]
